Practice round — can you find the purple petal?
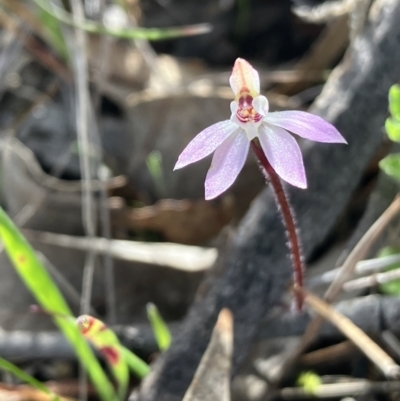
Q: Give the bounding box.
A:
[174,120,238,170]
[205,130,249,200]
[258,124,307,188]
[265,111,347,144]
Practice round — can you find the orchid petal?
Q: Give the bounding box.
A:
[205,130,249,200]
[253,95,269,115]
[265,111,347,144]
[230,101,238,115]
[229,58,260,98]
[259,124,307,188]
[174,120,238,170]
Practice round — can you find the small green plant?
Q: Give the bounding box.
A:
[146,151,166,198]
[296,371,322,395]
[147,302,172,351]
[379,84,400,179]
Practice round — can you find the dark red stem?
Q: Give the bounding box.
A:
[250,140,304,310]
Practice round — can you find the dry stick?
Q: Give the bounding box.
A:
[70,0,97,317]
[277,195,400,384]
[280,380,400,399]
[309,253,400,287]
[90,2,116,325]
[300,340,357,366]
[69,2,95,400]
[343,266,400,291]
[298,287,400,378]
[251,140,304,309]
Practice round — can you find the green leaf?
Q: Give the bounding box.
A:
[33,0,211,41]
[389,84,400,121]
[378,247,400,295]
[147,303,171,351]
[0,207,117,401]
[385,118,400,143]
[121,347,151,379]
[0,357,59,400]
[379,153,400,181]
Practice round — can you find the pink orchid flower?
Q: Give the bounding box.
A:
[174,58,347,200]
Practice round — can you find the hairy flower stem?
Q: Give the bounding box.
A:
[250,140,304,310]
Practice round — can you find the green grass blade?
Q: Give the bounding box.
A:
[146,151,165,197]
[0,356,59,400]
[121,347,151,379]
[33,0,211,41]
[0,207,117,401]
[146,303,171,351]
[37,0,69,60]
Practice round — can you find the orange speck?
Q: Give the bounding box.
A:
[17,255,27,264]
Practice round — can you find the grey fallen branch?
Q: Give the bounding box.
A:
[0,295,398,362]
[0,322,178,362]
[138,1,400,399]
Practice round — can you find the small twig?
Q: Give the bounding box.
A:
[325,195,400,302]
[69,2,95,400]
[300,340,357,366]
[91,3,118,325]
[309,253,400,287]
[69,0,97,317]
[280,380,400,399]
[343,266,400,291]
[37,252,96,315]
[298,287,400,379]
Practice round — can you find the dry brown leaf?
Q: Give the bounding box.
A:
[110,197,234,245]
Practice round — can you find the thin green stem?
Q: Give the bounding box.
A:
[250,140,304,310]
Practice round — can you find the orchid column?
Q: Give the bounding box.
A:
[175,59,346,309]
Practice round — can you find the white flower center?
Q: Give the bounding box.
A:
[230,94,269,141]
